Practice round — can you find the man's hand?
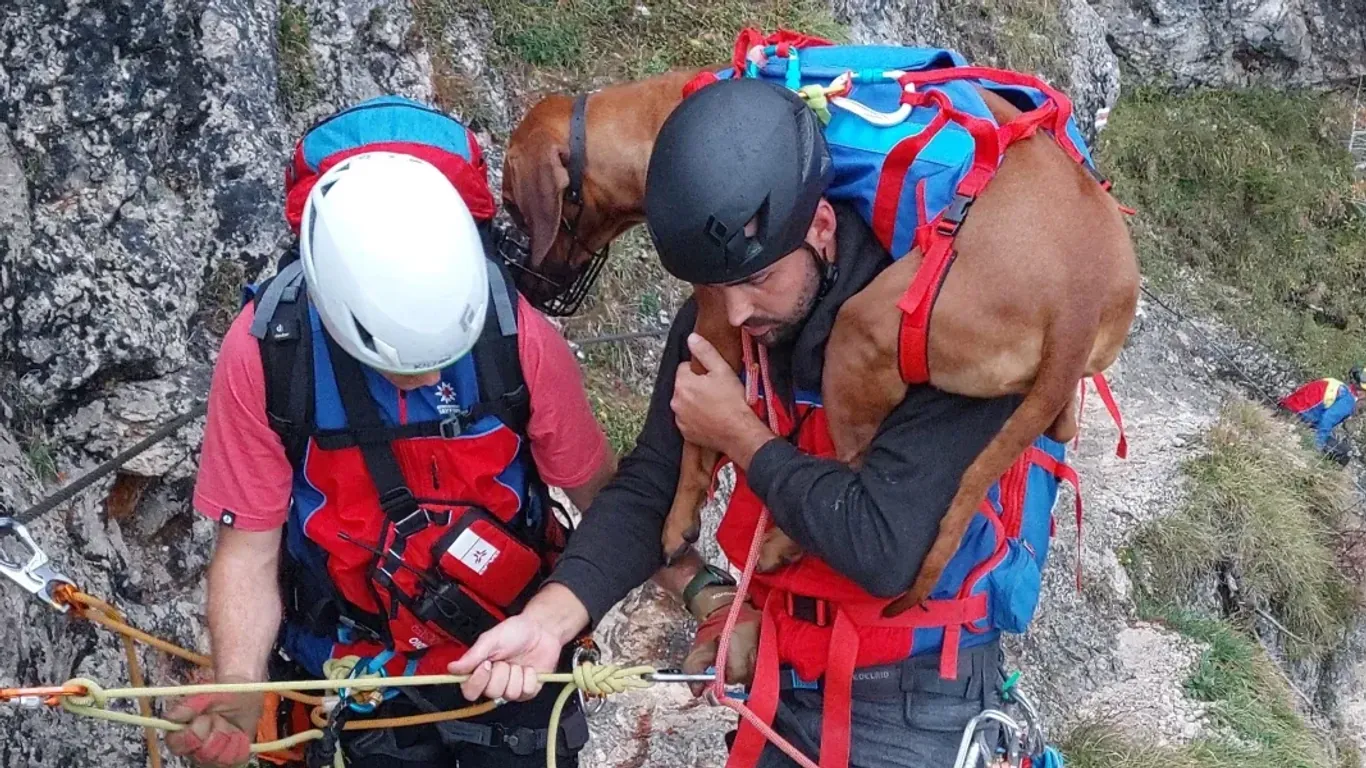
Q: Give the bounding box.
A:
[672,333,774,467]
[448,584,590,703]
[448,614,565,702]
[163,676,263,768]
[681,586,762,697]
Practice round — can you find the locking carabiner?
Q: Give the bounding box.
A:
[0,516,75,612]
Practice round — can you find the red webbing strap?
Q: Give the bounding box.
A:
[871,103,953,253]
[898,65,1089,169]
[896,237,955,384]
[724,592,796,768]
[1027,446,1084,589]
[820,612,860,768]
[730,28,834,74]
[718,337,821,768]
[891,86,1003,385]
[1090,373,1128,458]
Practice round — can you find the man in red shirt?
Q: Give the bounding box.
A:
[166,151,629,768]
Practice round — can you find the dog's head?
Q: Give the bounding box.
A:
[501,96,630,314]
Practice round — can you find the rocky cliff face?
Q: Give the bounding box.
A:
[832,0,1121,139]
[0,2,1362,767]
[1094,0,1366,88]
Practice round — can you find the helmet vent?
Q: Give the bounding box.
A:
[350,314,378,353]
[705,215,729,244]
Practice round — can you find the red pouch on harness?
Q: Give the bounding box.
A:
[432,509,542,609]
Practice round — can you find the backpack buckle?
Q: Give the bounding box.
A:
[936,193,976,236]
[439,414,465,439]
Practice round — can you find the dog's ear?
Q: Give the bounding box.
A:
[506,140,569,267]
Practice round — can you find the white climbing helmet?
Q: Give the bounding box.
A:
[299,151,489,375]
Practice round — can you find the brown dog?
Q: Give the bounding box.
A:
[502,69,1138,616]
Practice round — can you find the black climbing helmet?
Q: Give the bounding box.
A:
[644,78,833,285]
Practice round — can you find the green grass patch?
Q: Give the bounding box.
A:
[481,0,845,80]
[559,229,688,455]
[940,0,1067,85]
[1062,614,1357,768]
[17,420,59,485]
[1127,400,1359,658]
[277,1,317,114]
[582,364,651,456]
[198,258,247,338]
[1062,722,1200,768]
[1096,87,1366,375]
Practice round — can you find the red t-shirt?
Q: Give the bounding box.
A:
[192,301,609,531]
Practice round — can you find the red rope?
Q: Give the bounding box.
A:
[711,336,820,768]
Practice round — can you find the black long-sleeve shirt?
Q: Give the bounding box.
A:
[547,206,1020,624]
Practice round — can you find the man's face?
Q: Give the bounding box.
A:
[717,249,822,347]
[714,199,838,347]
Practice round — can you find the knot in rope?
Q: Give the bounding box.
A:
[569,663,654,698]
[322,655,366,681]
[63,678,106,708]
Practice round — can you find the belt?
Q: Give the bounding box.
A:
[777,638,1003,703]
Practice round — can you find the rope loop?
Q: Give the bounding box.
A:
[64,678,105,708]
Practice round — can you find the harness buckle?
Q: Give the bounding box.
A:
[0,517,75,612]
[936,192,976,237]
[378,487,420,520]
[786,594,832,628]
[439,414,465,439]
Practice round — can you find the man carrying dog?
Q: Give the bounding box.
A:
[453,78,1027,767]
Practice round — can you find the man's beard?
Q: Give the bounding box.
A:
[744,268,821,347]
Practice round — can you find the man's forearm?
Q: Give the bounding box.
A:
[521,583,591,646]
[207,530,283,682]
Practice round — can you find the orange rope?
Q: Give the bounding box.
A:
[56,589,164,768]
[50,585,500,757]
[308,700,499,730]
[59,588,321,706]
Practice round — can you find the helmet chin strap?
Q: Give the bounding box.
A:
[801,242,839,299]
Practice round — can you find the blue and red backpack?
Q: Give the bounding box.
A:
[692,32,1129,768]
[245,94,564,678]
[696,27,1125,632]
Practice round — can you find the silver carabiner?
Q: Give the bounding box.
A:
[952,709,1026,768]
[571,642,607,717]
[0,517,75,612]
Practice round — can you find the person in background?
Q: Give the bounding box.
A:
[1280,366,1362,462]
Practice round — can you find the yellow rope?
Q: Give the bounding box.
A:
[49,663,658,768]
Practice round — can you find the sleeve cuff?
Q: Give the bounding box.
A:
[545,561,619,627]
[746,438,799,501]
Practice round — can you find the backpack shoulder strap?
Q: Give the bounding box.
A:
[249,258,313,468]
[469,259,530,437]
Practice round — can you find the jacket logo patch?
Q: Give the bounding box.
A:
[436,382,457,404]
[447,529,500,575]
